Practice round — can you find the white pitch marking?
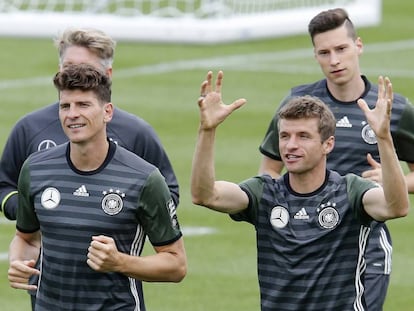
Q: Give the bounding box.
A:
[1,39,414,90]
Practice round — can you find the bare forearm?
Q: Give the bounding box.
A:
[258,156,284,178]
[191,128,217,206]
[116,240,187,282]
[404,169,414,193]
[378,135,409,217]
[9,234,40,263]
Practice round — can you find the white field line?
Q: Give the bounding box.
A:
[0,219,13,261]
[0,219,12,261]
[0,218,14,224]
[1,39,414,91]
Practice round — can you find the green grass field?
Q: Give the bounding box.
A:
[0,0,413,310]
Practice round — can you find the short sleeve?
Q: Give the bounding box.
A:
[136,169,182,246]
[16,159,40,233]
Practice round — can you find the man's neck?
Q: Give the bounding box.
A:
[69,139,109,172]
[327,75,365,102]
[288,166,327,194]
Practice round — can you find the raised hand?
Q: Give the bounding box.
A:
[357,76,393,140]
[197,70,246,130]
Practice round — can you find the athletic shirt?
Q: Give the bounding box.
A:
[0,102,179,220]
[232,171,376,311]
[259,76,414,274]
[17,141,182,311]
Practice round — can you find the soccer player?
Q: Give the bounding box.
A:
[191,70,408,311]
[8,64,187,310]
[0,28,179,221]
[258,8,414,309]
[0,27,180,310]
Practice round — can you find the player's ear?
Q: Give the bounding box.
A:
[323,136,335,155]
[355,37,363,56]
[106,67,113,78]
[103,102,113,123]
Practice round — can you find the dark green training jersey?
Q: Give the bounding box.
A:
[259,76,414,275]
[17,141,182,311]
[232,171,376,311]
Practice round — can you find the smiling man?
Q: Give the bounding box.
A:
[8,64,187,311]
[191,70,408,311]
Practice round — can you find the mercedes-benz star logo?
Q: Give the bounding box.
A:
[40,187,61,209]
[270,206,289,229]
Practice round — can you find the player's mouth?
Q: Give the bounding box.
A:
[68,124,85,129]
[284,154,302,162]
[331,68,345,75]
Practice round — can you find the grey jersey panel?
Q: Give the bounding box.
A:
[233,171,375,310]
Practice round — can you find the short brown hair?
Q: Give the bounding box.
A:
[308,8,357,45]
[53,64,112,104]
[54,28,116,69]
[278,95,336,141]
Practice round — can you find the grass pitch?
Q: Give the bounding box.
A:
[0,0,413,310]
